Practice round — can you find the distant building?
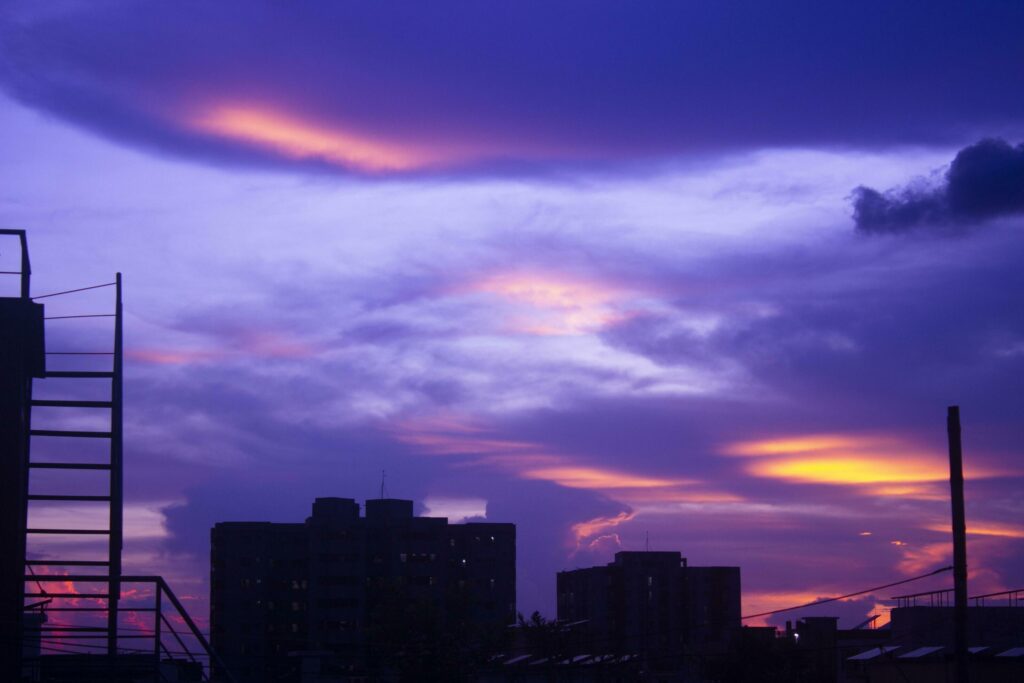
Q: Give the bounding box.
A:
[210,497,515,682]
[725,591,1024,683]
[556,551,740,678]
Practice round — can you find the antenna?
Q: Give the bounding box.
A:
[645,531,650,552]
[380,469,387,499]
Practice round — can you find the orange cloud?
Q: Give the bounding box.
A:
[724,432,1000,490]
[521,466,686,490]
[392,415,536,456]
[392,414,739,523]
[571,511,637,543]
[193,105,432,172]
[465,271,639,335]
[621,489,743,504]
[741,590,834,627]
[724,435,893,457]
[923,522,1024,539]
[866,483,947,501]
[896,541,950,576]
[747,456,946,485]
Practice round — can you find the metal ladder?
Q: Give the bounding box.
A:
[22,272,125,670]
[7,230,232,681]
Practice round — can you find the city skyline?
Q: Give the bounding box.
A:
[2,0,1023,636]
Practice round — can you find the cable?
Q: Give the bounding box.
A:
[741,565,953,620]
[46,352,115,355]
[32,282,117,300]
[25,563,48,597]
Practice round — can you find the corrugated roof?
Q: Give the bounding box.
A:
[899,646,944,659]
[848,646,901,661]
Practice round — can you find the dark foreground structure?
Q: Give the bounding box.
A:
[2,231,228,682]
[0,231,44,682]
[481,551,740,682]
[727,596,1024,683]
[557,551,740,681]
[210,497,516,681]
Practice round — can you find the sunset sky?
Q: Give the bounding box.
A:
[2,1,1023,629]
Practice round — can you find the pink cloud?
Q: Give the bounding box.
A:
[459,270,647,336]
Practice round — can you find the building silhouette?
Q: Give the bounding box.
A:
[210,497,515,681]
[556,551,740,679]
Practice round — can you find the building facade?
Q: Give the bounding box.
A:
[210,497,515,681]
[556,551,740,677]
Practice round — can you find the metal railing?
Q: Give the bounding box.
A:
[970,588,1023,608]
[23,574,235,682]
[891,586,1023,609]
[891,588,953,608]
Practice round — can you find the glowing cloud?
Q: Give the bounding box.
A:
[723,433,999,489]
[392,415,536,456]
[421,496,487,523]
[392,414,738,526]
[747,456,946,485]
[521,466,685,490]
[724,435,888,457]
[924,522,1024,539]
[466,271,640,335]
[571,511,637,543]
[570,511,637,553]
[193,105,432,172]
[896,542,950,576]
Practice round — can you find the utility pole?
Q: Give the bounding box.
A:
[947,406,969,683]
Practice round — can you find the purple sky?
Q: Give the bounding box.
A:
[3,0,1023,630]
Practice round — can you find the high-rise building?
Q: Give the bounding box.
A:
[210,497,515,681]
[556,551,740,675]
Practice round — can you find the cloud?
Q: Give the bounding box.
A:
[10,102,1024,621]
[3,2,1024,174]
[852,139,1024,233]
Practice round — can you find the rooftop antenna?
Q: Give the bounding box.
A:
[645,531,650,552]
[380,469,387,500]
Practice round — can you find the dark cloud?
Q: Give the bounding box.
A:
[2,2,1024,174]
[853,139,1024,233]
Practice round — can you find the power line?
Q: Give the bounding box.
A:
[45,314,116,320]
[741,565,953,620]
[32,281,117,300]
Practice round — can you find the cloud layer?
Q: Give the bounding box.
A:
[2,1,1024,174]
[6,96,1023,625]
